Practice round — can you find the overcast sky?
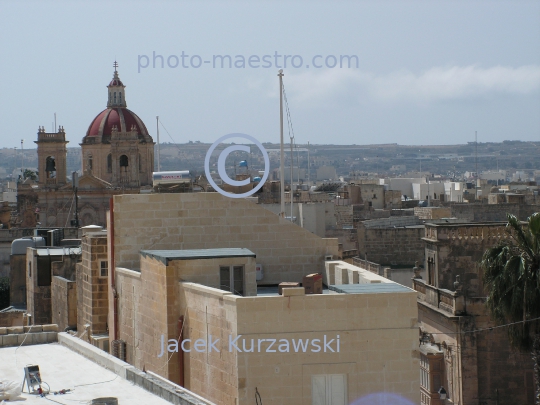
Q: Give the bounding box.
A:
[1,0,539,148]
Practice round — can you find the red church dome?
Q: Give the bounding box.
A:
[84,107,150,143]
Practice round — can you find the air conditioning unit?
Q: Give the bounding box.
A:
[325,255,333,261]
[91,335,110,353]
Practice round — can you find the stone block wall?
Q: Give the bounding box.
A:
[111,193,339,285]
[0,323,58,347]
[178,281,419,405]
[334,205,353,228]
[179,283,239,404]
[357,225,425,266]
[77,233,109,337]
[0,310,24,327]
[362,216,422,229]
[450,203,539,222]
[169,256,257,297]
[9,254,26,306]
[413,206,452,220]
[52,276,77,332]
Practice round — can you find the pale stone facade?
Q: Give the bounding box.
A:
[109,193,339,281]
[414,223,536,404]
[106,192,419,405]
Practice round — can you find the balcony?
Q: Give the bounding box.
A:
[413,278,465,316]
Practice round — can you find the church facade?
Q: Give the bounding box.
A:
[17,65,155,228]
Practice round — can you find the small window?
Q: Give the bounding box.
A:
[312,374,347,405]
[28,262,31,278]
[114,92,117,103]
[100,261,108,278]
[220,265,244,296]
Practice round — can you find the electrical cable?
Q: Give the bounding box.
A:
[14,324,34,369]
[428,315,540,335]
[73,375,118,387]
[149,305,189,373]
[158,119,183,154]
[255,387,263,405]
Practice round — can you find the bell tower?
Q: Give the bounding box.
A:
[107,61,127,108]
[35,126,69,188]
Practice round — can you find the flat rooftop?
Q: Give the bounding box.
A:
[140,248,256,264]
[257,285,337,296]
[0,343,171,404]
[329,283,414,294]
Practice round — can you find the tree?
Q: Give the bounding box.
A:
[23,169,37,180]
[481,213,540,403]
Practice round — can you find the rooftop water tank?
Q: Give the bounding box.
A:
[11,237,46,255]
[81,225,103,236]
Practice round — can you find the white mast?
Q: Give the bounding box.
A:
[21,139,24,179]
[156,116,161,172]
[278,70,285,218]
[290,138,293,221]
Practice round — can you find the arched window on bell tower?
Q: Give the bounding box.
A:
[107,154,112,173]
[120,155,129,172]
[114,92,117,104]
[87,154,93,171]
[45,156,56,178]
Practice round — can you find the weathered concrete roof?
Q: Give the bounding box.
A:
[0,343,173,405]
[140,248,256,264]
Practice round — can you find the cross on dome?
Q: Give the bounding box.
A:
[107,62,126,108]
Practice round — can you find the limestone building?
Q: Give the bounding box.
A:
[414,222,535,405]
[101,192,419,405]
[17,64,154,228]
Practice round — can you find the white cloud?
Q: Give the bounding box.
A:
[278,65,540,106]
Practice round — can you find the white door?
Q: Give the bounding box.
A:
[312,374,347,405]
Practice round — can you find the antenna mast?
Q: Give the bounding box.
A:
[21,139,24,179]
[475,131,478,201]
[278,69,285,218]
[156,116,161,172]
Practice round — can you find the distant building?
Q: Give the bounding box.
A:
[16,65,155,228]
[414,222,535,404]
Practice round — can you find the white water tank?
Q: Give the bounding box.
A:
[81,225,103,236]
[255,264,263,281]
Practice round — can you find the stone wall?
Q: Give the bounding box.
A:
[52,276,77,332]
[179,283,239,404]
[179,281,419,405]
[450,203,539,222]
[362,216,422,229]
[9,254,26,306]
[413,206,452,220]
[77,234,109,337]
[111,193,339,285]
[0,309,24,327]
[169,255,257,297]
[357,225,425,266]
[0,324,58,347]
[334,205,353,228]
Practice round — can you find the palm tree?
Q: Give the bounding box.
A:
[481,213,540,404]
